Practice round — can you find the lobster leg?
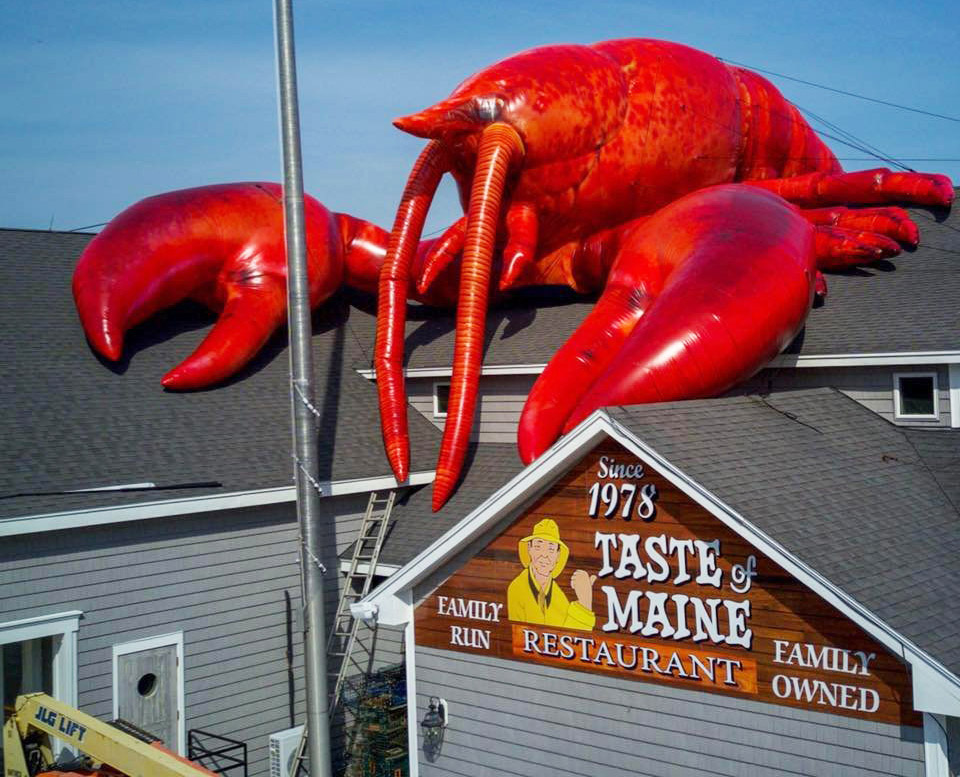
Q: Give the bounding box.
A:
[417,216,467,294]
[746,168,954,209]
[812,225,899,269]
[800,206,919,246]
[415,198,541,295]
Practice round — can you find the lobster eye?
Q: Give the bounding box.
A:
[468,94,505,124]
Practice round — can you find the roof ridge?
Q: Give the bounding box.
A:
[0,226,97,236]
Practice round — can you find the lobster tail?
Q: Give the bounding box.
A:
[432,122,524,510]
[375,141,449,482]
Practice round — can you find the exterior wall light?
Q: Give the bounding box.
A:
[349,601,379,626]
[421,696,448,762]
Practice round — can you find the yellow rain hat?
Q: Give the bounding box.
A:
[518,518,569,579]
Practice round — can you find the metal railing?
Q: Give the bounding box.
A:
[187,728,248,777]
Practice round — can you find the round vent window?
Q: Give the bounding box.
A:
[137,672,158,697]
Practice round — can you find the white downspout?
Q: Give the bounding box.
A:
[401,590,420,777]
[924,713,950,776]
[949,364,960,428]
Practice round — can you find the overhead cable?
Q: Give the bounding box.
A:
[718,57,960,124]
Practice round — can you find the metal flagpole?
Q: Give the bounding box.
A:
[274,0,333,775]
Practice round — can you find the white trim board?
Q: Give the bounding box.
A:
[359,409,960,717]
[771,351,960,368]
[356,364,547,379]
[402,592,420,777]
[0,472,434,538]
[356,351,960,381]
[339,560,400,577]
[112,632,186,756]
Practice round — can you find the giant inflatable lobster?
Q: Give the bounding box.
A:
[73,39,953,510]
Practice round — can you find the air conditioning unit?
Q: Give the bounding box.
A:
[268,725,304,777]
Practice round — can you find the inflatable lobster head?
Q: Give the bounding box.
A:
[393,44,624,171]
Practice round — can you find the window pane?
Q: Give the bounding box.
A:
[2,637,56,772]
[435,384,450,415]
[899,376,935,416]
[3,637,55,707]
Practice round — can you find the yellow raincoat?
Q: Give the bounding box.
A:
[506,571,596,630]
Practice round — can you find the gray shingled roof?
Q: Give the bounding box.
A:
[608,389,960,677]
[343,194,958,370]
[2,190,956,518]
[0,228,441,520]
[347,443,526,568]
[905,427,960,510]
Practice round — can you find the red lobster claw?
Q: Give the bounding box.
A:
[518,184,904,461]
[73,183,345,389]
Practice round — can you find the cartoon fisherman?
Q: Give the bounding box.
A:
[507,518,596,630]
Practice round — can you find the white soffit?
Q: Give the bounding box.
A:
[0,471,435,538]
[356,351,960,381]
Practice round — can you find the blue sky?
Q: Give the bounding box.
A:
[1,0,956,233]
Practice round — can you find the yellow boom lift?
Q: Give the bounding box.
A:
[3,693,217,777]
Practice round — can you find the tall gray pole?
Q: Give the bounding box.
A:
[274,1,333,775]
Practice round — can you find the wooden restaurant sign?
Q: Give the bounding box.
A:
[414,442,918,724]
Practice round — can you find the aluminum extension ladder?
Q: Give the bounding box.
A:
[291,490,396,776]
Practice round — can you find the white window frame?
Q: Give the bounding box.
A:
[0,611,81,711]
[949,365,960,428]
[1,611,82,760]
[893,371,940,421]
[112,632,186,756]
[432,381,450,418]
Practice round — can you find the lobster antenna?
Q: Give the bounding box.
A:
[433,122,524,510]
[375,140,449,482]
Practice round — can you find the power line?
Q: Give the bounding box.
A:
[792,101,912,171]
[718,57,960,124]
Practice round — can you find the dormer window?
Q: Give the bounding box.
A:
[893,373,939,420]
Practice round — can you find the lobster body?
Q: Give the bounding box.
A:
[405,39,838,272]
[71,38,954,509]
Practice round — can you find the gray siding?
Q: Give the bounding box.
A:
[406,366,955,444]
[741,364,952,428]
[413,647,925,777]
[407,375,538,443]
[0,503,305,775]
[0,491,404,776]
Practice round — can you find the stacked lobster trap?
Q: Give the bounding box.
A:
[338,665,408,777]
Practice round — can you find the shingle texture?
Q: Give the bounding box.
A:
[608,389,960,677]
[904,427,960,509]
[343,194,959,369]
[370,443,526,568]
[0,229,441,520]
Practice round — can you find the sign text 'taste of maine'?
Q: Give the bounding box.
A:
[414,442,918,725]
